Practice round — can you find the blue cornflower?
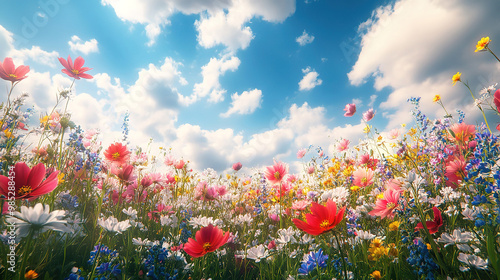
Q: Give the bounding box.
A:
[298,249,328,275]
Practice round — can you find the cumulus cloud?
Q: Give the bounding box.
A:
[296,30,314,46]
[188,56,240,104]
[348,0,500,129]
[102,0,294,50]
[220,89,262,117]
[299,67,322,91]
[69,36,99,55]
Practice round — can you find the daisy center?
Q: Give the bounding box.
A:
[72,69,80,75]
[18,185,32,196]
[203,242,212,251]
[112,152,121,159]
[320,220,330,228]
[386,202,396,209]
[9,74,17,78]
[274,171,281,180]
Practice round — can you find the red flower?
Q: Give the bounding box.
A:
[0,57,30,82]
[58,55,93,79]
[292,199,345,236]
[494,89,500,113]
[183,224,230,258]
[0,162,59,199]
[264,160,288,185]
[104,143,130,165]
[111,164,135,182]
[232,162,242,171]
[415,207,443,234]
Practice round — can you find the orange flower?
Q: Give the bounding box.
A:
[370,270,382,280]
[433,94,441,103]
[452,72,461,86]
[475,37,490,52]
[183,224,230,258]
[292,199,345,235]
[25,270,39,279]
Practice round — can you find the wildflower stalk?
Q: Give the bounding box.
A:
[462,81,491,134]
[486,226,500,280]
[333,232,348,280]
[486,46,500,63]
[18,229,34,280]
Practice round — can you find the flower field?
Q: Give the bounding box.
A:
[1,38,500,280]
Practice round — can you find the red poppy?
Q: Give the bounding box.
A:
[0,162,59,199]
[494,89,500,113]
[58,55,93,79]
[415,207,443,234]
[0,57,30,82]
[104,143,130,165]
[183,224,230,258]
[292,199,345,236]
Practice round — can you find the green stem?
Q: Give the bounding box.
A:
[334,232,348,280]
[18,230,34,280]
[463,82,491,134]
[487,47,500,63]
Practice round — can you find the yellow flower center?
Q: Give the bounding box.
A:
[18,185,32,196]
[112,152,120,159]
[320,220,330,228]
[203,242,212,251]
[361,177,367,184]
[9,74,17,78]
[386,202,396,209]
[72,69,80,75]
[274,171,281,180]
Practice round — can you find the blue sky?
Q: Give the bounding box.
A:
[1,0,500,173]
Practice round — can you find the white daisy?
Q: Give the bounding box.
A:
[457,253,488,270]
[98,216,131,234]
[6,203,71,238]
[247,244,270,262]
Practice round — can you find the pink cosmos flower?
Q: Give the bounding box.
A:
[388,129,401,140]
[297,149,307,159]
[445,157,467,189]
[358,154,370,165]
[232,162,242,171]
[337,139,350,152]
[343,103,356,117]
[174,160,185,169]
[194,181,218,201]
[307,166,315,174]
[449,123,475,143]
[292,200,311,211]
[0,162,59,199]
[352,167,374,188]
[267,240,276,250]
[103,143,130,166]
[111,164,136,182]
[363,109,375,122]
[369,188,401,219]
[58,55,93,79]
[265,160,288,185]
[0,57,30,82]
[214,185,228,196]
[164,155,175,166]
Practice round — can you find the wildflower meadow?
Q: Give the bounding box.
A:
[2,37,500,280]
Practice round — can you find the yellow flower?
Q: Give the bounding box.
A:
[388,221,400,231]
[475,37,490,52]
[3,129,13,138]
[376,193,384,199]
[364,125,372,134]
[25,270,39,279]
[370,270,382,280]
[58,173,65,184]
[433,94,441,103]
[350,185,360,192]
[452,72,461,86]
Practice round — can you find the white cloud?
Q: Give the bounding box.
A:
[220,89,262,117]
[0,25,14,59]
[69,36,99,55]
[10,46,60,68]
[348,0,500,130]
[299,67,322,91]
[296,30,314,46]
[188,56,240,104]
[368,94,377,107]
[102,0,294,50]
